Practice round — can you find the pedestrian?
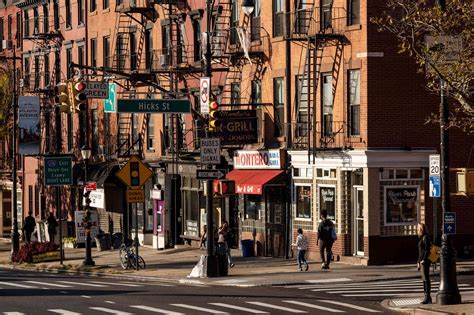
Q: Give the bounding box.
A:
[218,221,235,268]
[22,211,36,243]
[417,223,432,304]
[47,212,58,243]
[317,209,336,270]
[199,225,207,250]
[292,228,309,271]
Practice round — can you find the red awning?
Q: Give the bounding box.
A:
[226,169,284,195]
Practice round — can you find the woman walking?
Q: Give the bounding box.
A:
[417,223,432,304]
[293,228,309,271]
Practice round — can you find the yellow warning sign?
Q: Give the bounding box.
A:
[116,155,153,188]
[127,188,145,203]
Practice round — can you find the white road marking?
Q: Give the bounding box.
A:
[283,301,345,313]
[319,300,381,313]
[209,302,269,314]
[89,281,141,287]
[330,288,425,294]
[306,278,352,284]
[0,281,37,288]
[171,304,228,314]
[57,281,106,287]
[47,310,82,315]
[246,302,307,313]
[80,295,91,299]
[25,281,71,288]
[59,291,68,294]
[105,301,116,304]
[89,308,133,315]
[131,305,185,314]
[3,313,25,315]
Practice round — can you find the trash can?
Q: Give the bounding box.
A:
[216,243,228,276]
[241,239,254,257]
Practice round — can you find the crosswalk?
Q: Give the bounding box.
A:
[282,278,474,299]
[2,299,383,314]
[0,279,188,290]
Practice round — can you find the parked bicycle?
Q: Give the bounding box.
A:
[119,243,146,270]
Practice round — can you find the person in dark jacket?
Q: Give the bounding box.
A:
[47,212,58,243]
[417,223,432,304]
[22,211,36,243]
[317,210,335,270]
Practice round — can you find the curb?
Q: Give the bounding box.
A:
[381,299,456,315]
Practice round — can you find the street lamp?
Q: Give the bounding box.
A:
[241,0,255,16]
[81,145,94,266]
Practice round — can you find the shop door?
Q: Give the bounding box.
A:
[353,186,364,256]
[265,186,286,258]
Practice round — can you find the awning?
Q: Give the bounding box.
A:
[226,169,284,195]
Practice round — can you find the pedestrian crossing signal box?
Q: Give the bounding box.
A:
[213,180,236,195]
[452,168,474,196]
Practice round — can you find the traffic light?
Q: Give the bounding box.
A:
[130,161,140,187]
[70,80,87,112]
[54,83,70,113]
[214,180,236,195]
[208,100,220,132]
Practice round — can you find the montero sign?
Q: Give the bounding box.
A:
[234,149,283,169]
[117,99,191,113]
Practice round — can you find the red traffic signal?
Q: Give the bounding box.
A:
[208,100,220,132]
[213,180,236,195]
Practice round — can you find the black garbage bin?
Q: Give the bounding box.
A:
[216,243,228,276]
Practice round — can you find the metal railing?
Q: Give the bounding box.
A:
[291,120,349,149]
[285,7,347,39]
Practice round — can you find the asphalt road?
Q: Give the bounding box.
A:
[0,268,397,314]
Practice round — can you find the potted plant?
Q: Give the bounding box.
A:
[62,237,77,248]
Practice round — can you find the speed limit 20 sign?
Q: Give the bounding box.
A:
[429,154,441,176]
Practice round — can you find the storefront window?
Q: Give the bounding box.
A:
[296,185,311,219]
[385,186,419,225]
[319,185,336,221]
[183,190,200,230]
[145,198,153,231]
[245,194,261,220]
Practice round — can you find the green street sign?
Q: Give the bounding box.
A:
[117,99,191,113]
[44,156,73,186]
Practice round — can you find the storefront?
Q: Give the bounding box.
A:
[227,149,288,257]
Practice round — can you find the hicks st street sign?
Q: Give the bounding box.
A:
[117,99,191,113]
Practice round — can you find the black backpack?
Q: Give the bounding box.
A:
[321,220,335,243]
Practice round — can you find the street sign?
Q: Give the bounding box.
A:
[443,212,456,234]
[201,138,221,165]
[127,188,145,203]
[44,156,73,186]
[116,155,153,188]
[85,182,97,192]
[429,175,441,198]
[85,81,109,99]
[196,169,226,180]
[430,154,441,176]
[117,99,191,113]
[200,77,210,114]
[104,83,116,112]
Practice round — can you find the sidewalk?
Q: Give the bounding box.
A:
[1,238,473,314]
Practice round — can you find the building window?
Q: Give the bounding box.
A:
[316,168,336,178]
[103,0,109,10]
[67,113,73,151]
[319,185,336,222]
[273,77,284,137]
[44,110,51,152]
[43,4,49,33]
[321,0,332,29]
[348,0,360,25]
[103,36,110,68]
[90,38,97,67]
[34,185,39,216]
[231,82,240,108]
[116,34,125,70]
[251,0,261,41]
[90,0,97,12]
[130,32,137,71]
[34,56,40,89]
[66,48,72,78]
[24,57,30,89]
[54,1,60,30]
[44,53,50,87]
[380,169,424,180]
[55,50,61,84]
[147,114,154,150]
[78,0,84,25]
[252,80,262,137]
[230,0,239,45]
[65,0,71,28]
[92,109,98,154]
[78,45,84,66]
[8,15,12,40]
[145,29,153,69]
[24,10,29,37]
[296,75,308,137]
[33,7,39,34]
[348,69,360,136]
[322,73,333,136]
[16,12,21,46]
[273,0,284,37]
[384,186,419,225]
[28,185,33,214]
[296,185,311,219]
[132,113,138,149]
[0,18,4,50]
[192,17,201,62]
[244,194,261,220]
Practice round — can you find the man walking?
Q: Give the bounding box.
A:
[317,210,336,270]
[22,211,36,243]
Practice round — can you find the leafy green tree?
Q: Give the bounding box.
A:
[0,69,13,139]
[372,0,473,133]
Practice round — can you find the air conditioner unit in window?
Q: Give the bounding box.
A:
[159,54,169,67]
[2,40,12,50]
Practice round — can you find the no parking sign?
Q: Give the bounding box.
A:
[200,77,210,114]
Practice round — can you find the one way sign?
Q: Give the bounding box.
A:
[196,169,226,180]
[443,212,456,235]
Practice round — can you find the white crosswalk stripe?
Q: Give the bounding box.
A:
[246,302,307,313]
[89,307,133,315]
[0,281,37,289]
[25,281,72,288]
[318,300,381,313]
[88,281,142,287]
[47,310,82,315]
[209,303,269,314]
[283,301,344,313]
[131,305,184,314]
[57,281,106,287]
[170,304,229,314]
[3,313,26,315]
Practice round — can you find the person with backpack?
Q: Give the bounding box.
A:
[317,209,336,270]
[417,223,432,304]
[292,228,309,271]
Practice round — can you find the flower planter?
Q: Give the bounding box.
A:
[32,251,61,263]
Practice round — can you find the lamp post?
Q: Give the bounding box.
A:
[0,45,21,258]
[81,145,95,266]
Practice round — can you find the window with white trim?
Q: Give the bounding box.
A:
[318,184,336,222]
[295,185,311,219]
[384,186,419,225]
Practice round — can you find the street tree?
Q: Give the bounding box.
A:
[372,0,473,133]
[0,69,13,140]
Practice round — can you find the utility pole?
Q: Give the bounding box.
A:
[435,0,461,306]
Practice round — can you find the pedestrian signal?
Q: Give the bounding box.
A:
[214,180,235,195]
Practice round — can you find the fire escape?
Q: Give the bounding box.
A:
[112,0,158,158]
[288,1,347,162]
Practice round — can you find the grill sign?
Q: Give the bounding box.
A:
[212,110,258,145]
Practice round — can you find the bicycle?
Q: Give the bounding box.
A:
[119,243,146,270]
